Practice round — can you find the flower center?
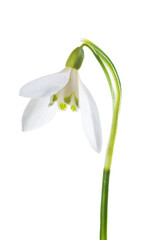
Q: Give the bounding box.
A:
[49,93,79,112]
[48,68,79,111]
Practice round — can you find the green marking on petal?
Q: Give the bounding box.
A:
[75,96,79,107]
[64,95,72,104]
[52,94,58,102]
[48,102,53,107]
[50,94,58,105]
[59,102,67,111]
[71,105,76,112]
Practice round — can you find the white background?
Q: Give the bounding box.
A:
[0,0,159,239]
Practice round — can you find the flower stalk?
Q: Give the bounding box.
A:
[81,39,122,240]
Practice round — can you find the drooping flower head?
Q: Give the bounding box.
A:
[20,46,102,152]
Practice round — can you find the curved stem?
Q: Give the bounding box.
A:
[82,40,121,170]
[82,39,122,93]
[81,40,121,240]
[81,43,115,103]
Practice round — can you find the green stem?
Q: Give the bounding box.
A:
[82,39,122,93]
[82,39,121,169]
[100,169,110,240]
[81,43,115,103]
[81,40,121,240]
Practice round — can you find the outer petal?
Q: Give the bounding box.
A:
[19,68,71,98]
[79,80,102,152]
[22,97,57,131]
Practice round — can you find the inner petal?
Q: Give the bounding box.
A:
[49,69,80,112]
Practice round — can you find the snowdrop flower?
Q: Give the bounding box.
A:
[20,47,102,152]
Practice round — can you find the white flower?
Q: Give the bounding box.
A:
[20,67,102,152]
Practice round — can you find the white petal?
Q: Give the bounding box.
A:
[20,68,71,98]
[79,80,102,152]
[22,97,57,131]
